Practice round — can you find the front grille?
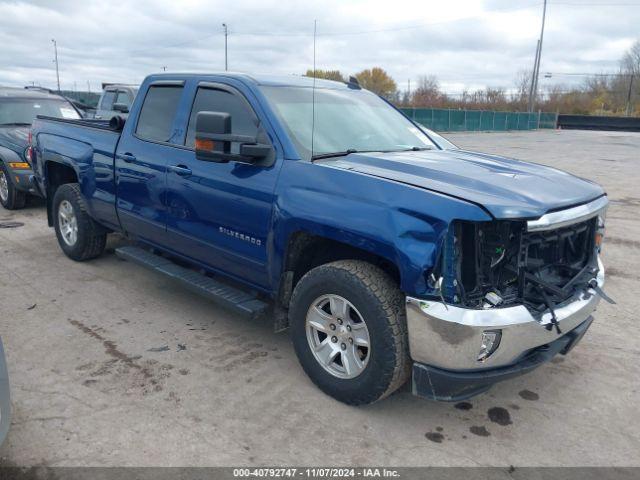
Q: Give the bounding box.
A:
[518,218,598,314]
[447,217,598,313]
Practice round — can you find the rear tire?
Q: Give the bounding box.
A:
[52,183,106,261]
[0,164,27,210]
[289,260,410,405]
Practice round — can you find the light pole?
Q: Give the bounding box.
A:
[222,23,228,71]
[51,38,61,93]
[528,0,547,112]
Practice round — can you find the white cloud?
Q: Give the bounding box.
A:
[0,0,638,93]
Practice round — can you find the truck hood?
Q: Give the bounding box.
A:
[323,149,605,219]
[0,126,29,151]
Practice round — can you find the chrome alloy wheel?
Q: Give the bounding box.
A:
[0,171,8,203]
[305,294,371,379]
[58,200,78,246]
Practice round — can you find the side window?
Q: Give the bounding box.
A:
[135,85,183,143]
[100,91,115,110]
[115,91,130,107]
[185,87,258,148]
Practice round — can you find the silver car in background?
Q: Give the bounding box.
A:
[94,84,138,119]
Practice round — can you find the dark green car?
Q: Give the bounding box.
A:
[0,87,80,210]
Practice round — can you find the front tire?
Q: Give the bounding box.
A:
[289,260,410,405]
[52,183,106,261]
[0,164,26,210]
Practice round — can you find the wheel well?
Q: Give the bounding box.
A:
[281,232,401,306]
[45,162,78,226]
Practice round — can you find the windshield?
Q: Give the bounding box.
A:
[0,98,80,125]
[260,86,436,160]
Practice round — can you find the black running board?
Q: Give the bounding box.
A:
[115,246,269,319]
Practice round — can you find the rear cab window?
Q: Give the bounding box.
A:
[135,85,183,143]
[115,90,131,107]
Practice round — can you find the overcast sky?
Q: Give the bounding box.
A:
[1,0,639,94]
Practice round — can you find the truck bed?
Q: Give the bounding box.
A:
[31,115,123,230]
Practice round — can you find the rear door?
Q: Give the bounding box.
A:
[114,81,184,245]
[162,80,283,290]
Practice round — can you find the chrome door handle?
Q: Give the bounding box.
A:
[168,165,192,176]
[118,152,136,163]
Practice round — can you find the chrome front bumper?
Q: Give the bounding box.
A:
[406,258,604,371]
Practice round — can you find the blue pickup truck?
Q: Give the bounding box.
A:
[31,73,608,405]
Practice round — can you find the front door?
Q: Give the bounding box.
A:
[163,82,282,290]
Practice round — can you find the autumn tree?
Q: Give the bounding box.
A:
[355,67,397,99]
[305,69,345,82]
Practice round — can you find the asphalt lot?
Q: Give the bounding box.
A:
[0,129,639,467]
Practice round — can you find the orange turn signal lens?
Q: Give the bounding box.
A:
[195,138,215,151]
[8,162,30,169]
[595,232,604,249]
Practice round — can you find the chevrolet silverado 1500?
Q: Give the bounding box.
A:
[30,73,608,404]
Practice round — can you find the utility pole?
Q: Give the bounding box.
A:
[528,0,547,112]
[626,74,635,117]
[527,40,540,111]
[222,23,228,71]
[407,79,411,101]
[51,38,61,93]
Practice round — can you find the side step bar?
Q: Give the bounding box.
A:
[115,246,269,319]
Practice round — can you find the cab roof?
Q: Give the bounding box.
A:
[146,72,354,90]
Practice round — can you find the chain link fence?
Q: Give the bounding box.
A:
[400,108,558,132]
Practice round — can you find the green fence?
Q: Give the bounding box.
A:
[400,108,558,132]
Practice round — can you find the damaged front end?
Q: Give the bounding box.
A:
[433,196,609,330]
[406,196,609,400]
[441,218,601,332]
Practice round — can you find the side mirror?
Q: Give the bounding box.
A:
[195,111,272,164]
[113,103,129,113]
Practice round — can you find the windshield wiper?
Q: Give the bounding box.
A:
[401,146,433,151]
[0,122,31,127]
[311,149,359,161]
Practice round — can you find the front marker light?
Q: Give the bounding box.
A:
[8,162,30,169]
[477,330,501,362]
[595,214,606,252]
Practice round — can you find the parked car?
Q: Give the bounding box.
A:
[31,73,608,405]
[0,337,10,445]
[0,87,81,209]
[94,84,138,119]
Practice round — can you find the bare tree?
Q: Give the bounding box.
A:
[512,69,532,111]
[411,75,444,107]
[621,40,640,75]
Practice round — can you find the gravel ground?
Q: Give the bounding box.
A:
[0,129,638,467]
